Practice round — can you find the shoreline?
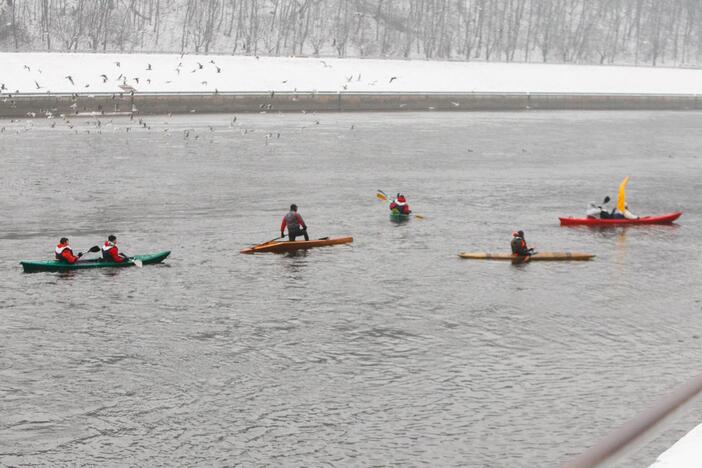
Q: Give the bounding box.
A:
[2,92,701,118]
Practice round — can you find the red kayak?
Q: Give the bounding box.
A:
[559,212,682,226]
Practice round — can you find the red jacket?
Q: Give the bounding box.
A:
[390,201,411,215]
[55,243,79,264]
[102,241,124,263]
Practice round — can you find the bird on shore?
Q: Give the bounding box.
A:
[209,60,216,64]
[346,75,353,82]
[134,77,140,84]
[146,63,152,70]
[201,81,208,86]
[114,61,121,67]
[34,81,42,89]
[65,75,74,85]
[1,83,7,91]
[320,60,331,68]
[389,76,397,83]
[197,62,204,69]
[215,66,221,73]
[23,65,30,71]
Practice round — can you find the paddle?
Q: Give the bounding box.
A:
[376,190,426,220]
[249,235,286,249]
[82,245,100,255]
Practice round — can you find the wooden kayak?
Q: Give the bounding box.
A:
[559,212,682,226]
[458,252,595,261]
[389,212,411,222]
[240,236,353,254]
[20,251,171,273]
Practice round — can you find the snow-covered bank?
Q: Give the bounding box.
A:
[3,52,702,95]
[649,423,702,468]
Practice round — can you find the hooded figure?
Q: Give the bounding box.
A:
[390,194,411,215]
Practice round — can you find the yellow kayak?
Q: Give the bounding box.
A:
[458,252,595,261]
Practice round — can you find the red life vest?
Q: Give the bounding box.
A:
[101,241,123,262]
[55,243,78,263]
[390,197,410,214]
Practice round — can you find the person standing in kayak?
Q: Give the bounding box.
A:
[389,194,411,215]
[55,238,82,264]
[102,235,126,262]
[511,231,533,257]
[281,204,309,241]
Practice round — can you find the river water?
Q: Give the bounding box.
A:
[1,111,701,466]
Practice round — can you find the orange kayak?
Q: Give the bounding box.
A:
[241,236,353,254]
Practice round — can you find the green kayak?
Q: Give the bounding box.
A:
[389,211,411,222]
[20,251,171,273]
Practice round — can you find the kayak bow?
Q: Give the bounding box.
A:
[241,237,353,254]
[389,212,411,222]
[459,252,595,261]
[559,212,682,226]
[20,251,171,273]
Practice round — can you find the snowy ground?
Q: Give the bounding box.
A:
[650,423,702,468]
[3,52,702,95]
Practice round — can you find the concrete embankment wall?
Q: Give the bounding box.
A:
[1,92,701,118]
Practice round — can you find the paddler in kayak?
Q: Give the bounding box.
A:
[55,237,83,264]
[389,194,411,215]
[101,235,127,262]
[511,231,533,257]
[613,203,639,220]
[586,196,613,219]
[281,204,309,241]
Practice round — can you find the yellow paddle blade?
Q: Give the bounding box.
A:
[376,192,388,201]
[616,176,630,213]
[414,214,426,220]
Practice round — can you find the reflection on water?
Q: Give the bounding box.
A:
[0,111,700,467]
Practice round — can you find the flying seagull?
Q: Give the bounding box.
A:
[65,75,74,85]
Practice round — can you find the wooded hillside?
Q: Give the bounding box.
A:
[0,0,699,67]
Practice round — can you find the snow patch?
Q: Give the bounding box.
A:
[2,53,702,95]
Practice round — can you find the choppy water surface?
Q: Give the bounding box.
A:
[1,111,701,466]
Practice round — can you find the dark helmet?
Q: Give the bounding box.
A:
[517,230,524,238]
[108,234,117,242]
[60,237,68,244]
[290,204,298,211]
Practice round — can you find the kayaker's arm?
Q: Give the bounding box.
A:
[280,216,287,237]
[296,213,307,229]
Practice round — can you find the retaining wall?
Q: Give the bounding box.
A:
[0,92,700,118]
